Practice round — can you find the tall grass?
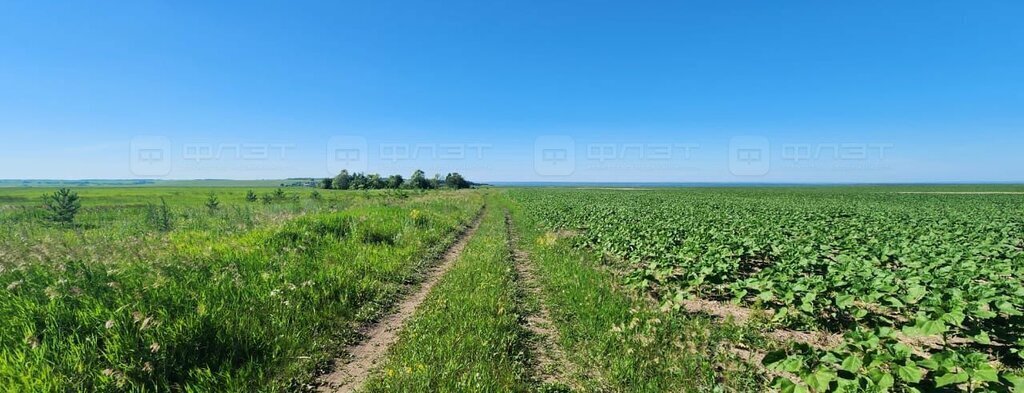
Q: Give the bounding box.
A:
[0,187,483,391]
[365,202,531,392]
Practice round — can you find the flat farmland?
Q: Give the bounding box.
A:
[2,186,1023,392]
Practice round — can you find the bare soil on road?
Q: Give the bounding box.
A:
[315,208,485,393]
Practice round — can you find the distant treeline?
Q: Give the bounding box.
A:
[320,170,471,190]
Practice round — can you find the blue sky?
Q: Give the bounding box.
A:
[1,1,1021,182]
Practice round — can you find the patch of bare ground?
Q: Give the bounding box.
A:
[594,245,1024,392]
[314,208,485,393]
[767,328,843,349]
[726,344,800,383]
[581,236,1009,380]
[674,297,842,349]
[505,213,582,391]
[595,254,843,351]
[676,298,758,325]
[683,296,1007,368]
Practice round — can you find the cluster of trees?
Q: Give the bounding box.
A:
[320,170,470,190]
[35,169,471,226]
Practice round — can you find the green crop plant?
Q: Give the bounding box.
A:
[511,187,1024,391]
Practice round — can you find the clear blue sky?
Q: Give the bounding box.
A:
[1,1,1021,182]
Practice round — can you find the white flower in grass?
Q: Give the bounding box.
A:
[6,280,22,291]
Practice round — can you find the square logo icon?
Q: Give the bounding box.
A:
[327,136,368,174]
[130,136,171,176]
[534,136,575,176]
[729,136,770,176]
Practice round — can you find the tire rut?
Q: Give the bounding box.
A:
[315,207,486,393]
[505,212,580,391]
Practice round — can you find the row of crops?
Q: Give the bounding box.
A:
[512,188,1024,392]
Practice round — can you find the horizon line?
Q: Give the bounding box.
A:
[3,178,1024,186]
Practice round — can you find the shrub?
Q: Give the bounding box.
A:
[205,193,220,211]
[146,198,173,231]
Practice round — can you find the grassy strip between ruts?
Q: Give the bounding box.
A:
[506,199,766,392]
[363,197,531,392]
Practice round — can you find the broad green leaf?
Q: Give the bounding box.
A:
[780,356,805,373]
[972,307,997,319]
[802,367,836,392]
[997,300,1022,316]
[941,310,965,326]
[840,355,862,373]
[904,286,926,304]
[935,372,968,387]
[971,367,999,383]
[773,377,810,393]
[896,365,922,383]
[875,373,894,389]
[867,368,894,389]
[835,294,854,308]
[919,319,947,335]
[1002,373,1024,391]
[884,296,904,308]
[903,318,946,337]
[762,351,788,368]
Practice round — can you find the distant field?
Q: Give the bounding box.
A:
[0,186,337,207]
[2,185,1023,392]
[0,179,316,188]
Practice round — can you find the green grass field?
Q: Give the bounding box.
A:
[2,185,1023,392]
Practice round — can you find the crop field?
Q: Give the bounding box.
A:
[513,187,1024,392]
[1,185,1023,392]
